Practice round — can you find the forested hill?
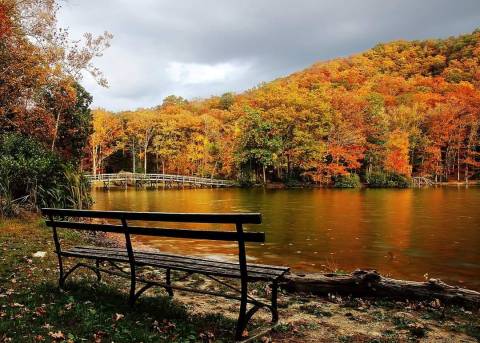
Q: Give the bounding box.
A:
[92,29,480,187]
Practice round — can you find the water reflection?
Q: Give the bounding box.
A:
[92,187,480,290]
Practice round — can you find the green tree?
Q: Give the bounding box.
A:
[53,83,94,162]
[235,109,282,183]
[219,92,235,110]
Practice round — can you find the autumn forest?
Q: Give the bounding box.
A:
[2,0,480,218]
[92,29,480,187]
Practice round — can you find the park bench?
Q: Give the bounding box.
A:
[41,208,290,341]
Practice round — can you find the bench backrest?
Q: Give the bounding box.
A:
[42,208,264,242]
[41,208,264,279]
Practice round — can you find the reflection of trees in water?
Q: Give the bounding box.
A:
[91,187,480,289]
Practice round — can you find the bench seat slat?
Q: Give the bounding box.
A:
[72,245,289,272]
[65,246,289,279]
[61,246,289,281]
[45,221,265,243]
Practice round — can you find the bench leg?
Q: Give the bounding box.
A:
[271,281,279,323]
[128,278,136,307]
[235,289,248,341]
[236,281,279,341]
[123,227,136,307]
[57,255,65,290]
[166,268,174,297]
[59,276,65,290]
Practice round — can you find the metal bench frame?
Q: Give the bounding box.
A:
[41,208,289,341]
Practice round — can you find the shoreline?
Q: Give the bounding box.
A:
[91,179,480,190]
[99,227,480,303]
[267,181,480,189]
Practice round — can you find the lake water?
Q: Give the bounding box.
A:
[92,187,480,290]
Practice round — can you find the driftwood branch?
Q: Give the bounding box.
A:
[280,269,480,308]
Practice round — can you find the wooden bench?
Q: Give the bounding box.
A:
[41,208,290,341]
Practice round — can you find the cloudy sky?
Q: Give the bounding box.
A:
[58,0,480,111]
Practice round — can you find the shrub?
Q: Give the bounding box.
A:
[238,177,256,187]
[334,173,361,188]
[0,133,92,216]
[387,173,411,188]
[285,177,306,188]
[365,171,387,187]
[365,171,411,188]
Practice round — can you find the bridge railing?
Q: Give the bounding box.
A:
[86,173,236,187]
[412,176,435,187]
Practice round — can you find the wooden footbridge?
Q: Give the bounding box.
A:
[87,173,237,189]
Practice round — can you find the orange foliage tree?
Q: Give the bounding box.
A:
[384,130,412,176]
[91,29,480,186]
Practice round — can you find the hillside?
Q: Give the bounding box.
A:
[92,29,480,186]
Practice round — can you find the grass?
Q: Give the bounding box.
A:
[299,304,333,318]
[1,215,480,342]
[0,217,238,342]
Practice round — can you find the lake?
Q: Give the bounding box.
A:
[92,186,480,290]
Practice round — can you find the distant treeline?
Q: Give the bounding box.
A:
[90,29,480,187]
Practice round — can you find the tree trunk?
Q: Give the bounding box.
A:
[144,146,148,174]
[280,270,480,308]
[211,160,218,179]
[457,146,460,182]
[51,112,61,151]
[99,146,103,173]
[92,146,97,176]
[263,165,266,184]
[132,139,136,174]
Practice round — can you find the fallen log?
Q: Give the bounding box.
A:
[280,269,480,308]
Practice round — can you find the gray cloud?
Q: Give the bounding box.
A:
[58,0,480,111]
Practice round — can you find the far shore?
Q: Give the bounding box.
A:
[91,178,480,190]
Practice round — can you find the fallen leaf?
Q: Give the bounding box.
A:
[113,313,124,321]
[0,334,12,342]
[35,307,46,317]
[48,331,65,340]
[33,251,47,258]
[93,330,106,343]
[430,298,441,309]
[199,331,215,342]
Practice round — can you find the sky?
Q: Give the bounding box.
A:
[58,0,480,111]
